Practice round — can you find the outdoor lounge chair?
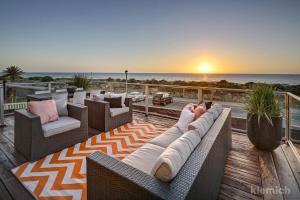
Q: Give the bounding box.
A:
[14,103,88,162]
[86,108,232,200]
[84,97,133,132]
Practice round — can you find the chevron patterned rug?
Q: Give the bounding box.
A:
[12,120,167,200]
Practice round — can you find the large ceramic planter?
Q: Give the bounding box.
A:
[247,113,282,151]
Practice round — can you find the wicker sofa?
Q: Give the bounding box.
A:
[86,108,232,200]
[84,97,133,132]
[15,103,88,162]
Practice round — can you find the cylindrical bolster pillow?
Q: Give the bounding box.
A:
[151,130,201,182]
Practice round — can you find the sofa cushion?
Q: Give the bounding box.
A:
[188,112,214,138]
[122,143,165,175]
[151,130,201,182]
[194,104,206,119]
[184,103,195,113]
[149,126,182,148]
[110,107,129,117]
[207,103,223,120]
[175,108,195,133]
[28,100,59,125]
[42,116,81,137]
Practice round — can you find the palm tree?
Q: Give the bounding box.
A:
[2,66,24,81]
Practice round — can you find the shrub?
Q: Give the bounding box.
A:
[28,76,42,81]
[72,74,91,89]
[41,76,54,82]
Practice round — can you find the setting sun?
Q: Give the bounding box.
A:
[198,65,211,73]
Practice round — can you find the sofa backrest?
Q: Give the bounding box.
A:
[162,108,232,200]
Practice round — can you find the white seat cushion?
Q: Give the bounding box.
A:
[151,130,201,182]
[149,126,182,148]
[110,107,129,117]
[122,143,165,175]
[188,112,214,138]
[42,116,81,137]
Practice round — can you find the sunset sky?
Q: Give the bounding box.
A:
[0,0,300,74]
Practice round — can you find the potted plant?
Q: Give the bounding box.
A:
[67,86,77,94]
[67,74,91,93]
[245,84,282,151]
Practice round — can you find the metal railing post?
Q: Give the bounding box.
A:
[145,85,149,116]
[285,93,290,142]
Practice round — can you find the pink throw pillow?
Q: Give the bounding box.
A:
[28,100,59,124]
[194,105,206,119]
[184,103,195,113]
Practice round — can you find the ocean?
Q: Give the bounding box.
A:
[23,72,300,85]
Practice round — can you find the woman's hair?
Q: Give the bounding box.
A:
[198,101,213,109]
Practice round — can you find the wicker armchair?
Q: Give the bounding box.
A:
[84,97,133,133]
[86,108,232,200]
[15,103,88,162]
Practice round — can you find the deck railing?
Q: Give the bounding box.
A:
[96,81,300,160]
[2,81,300,161]
[285,92,300,162]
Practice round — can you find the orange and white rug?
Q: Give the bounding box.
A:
[12,120,167,200]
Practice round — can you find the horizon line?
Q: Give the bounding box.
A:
[22,71,300,75]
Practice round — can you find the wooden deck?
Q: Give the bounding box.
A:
[0,113,300,200]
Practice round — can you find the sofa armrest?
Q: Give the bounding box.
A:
[87,151,168,200]
[67,103,87,120]
[14,109,43,160]
[67,103,88,131]
[125,97,133,113]
[84,99,111,130]
[85,99,110,111]
[15,109,43,137]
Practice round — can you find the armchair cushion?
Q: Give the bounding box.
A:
[93,94,105,101]
[89,90,100,99]
[122,143,165,175]
[104,97,122,108]
[110,107,129,117]
[42,116,81,137]
[55,99,68,116]
[110,93,127,107]
[28,100,59,124]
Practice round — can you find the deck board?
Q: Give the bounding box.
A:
[0,113,299,199]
